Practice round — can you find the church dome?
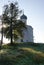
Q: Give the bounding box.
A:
[20,14,27,19]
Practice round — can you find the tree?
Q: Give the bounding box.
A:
[1,2,26,44]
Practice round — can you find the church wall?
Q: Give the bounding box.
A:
[22,25,33,42]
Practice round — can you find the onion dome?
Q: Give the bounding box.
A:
[20,14,27,19]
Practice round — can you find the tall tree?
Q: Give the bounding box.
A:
[1,2,26,44]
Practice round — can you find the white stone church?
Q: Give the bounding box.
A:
[16,14,34,43]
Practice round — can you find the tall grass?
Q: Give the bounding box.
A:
[0,42,44,65]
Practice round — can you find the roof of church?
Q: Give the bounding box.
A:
[20,14,27,19]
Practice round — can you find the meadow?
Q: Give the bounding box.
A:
[0,42,44,65]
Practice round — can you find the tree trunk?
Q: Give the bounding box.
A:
[10,18,13,44]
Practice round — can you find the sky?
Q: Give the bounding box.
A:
[0,0,44,43]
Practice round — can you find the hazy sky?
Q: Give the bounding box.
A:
[0,0,44,43]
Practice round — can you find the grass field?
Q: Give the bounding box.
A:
[0,42,44,65]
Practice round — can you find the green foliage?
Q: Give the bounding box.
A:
[1,2,26,44]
